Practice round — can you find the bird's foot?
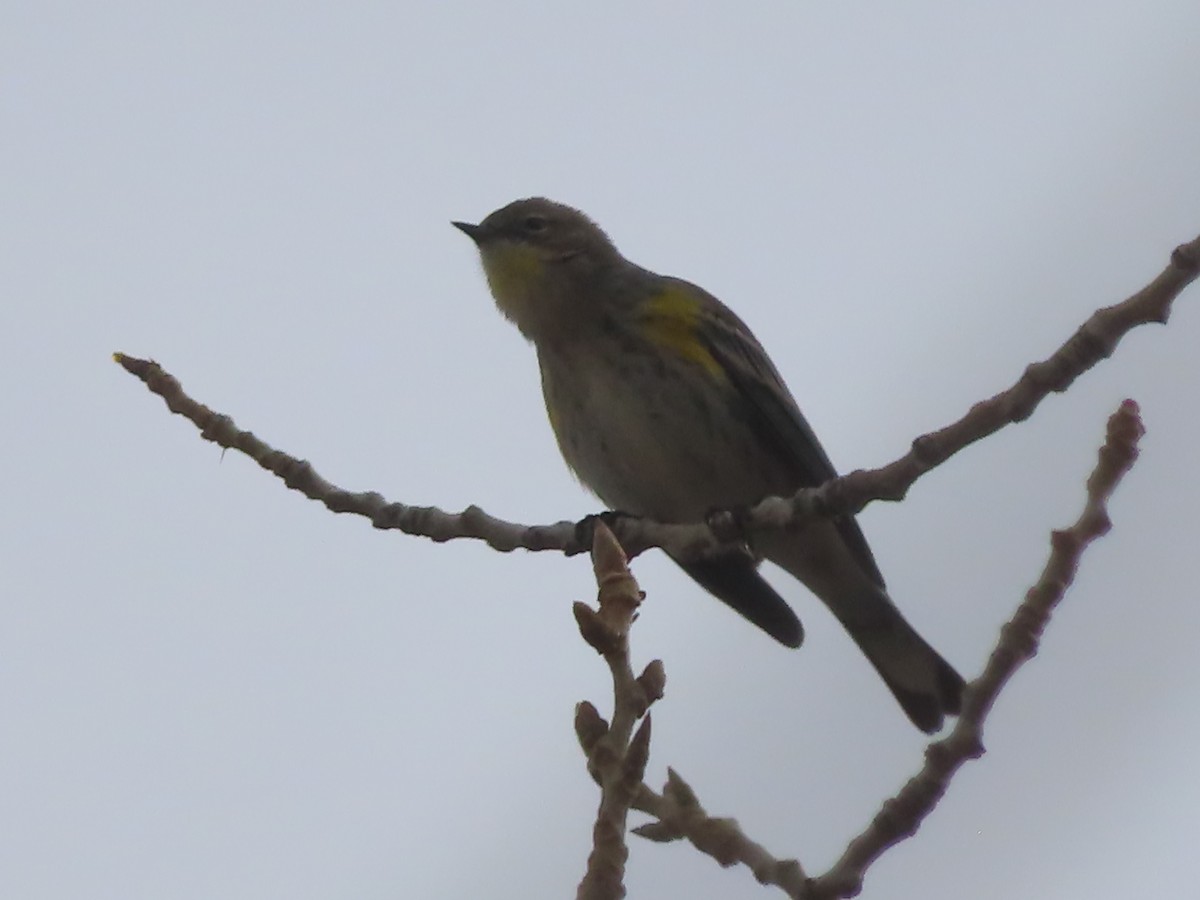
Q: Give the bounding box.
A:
[573,510,635,554]
[703,503,753,545]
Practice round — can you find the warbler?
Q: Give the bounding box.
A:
[453,198,963,733]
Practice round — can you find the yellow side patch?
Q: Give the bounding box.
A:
[640,285,726,380]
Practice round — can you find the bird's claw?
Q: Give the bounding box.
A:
[574,510,634,553]
[704,504,752,544]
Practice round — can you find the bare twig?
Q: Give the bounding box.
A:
[113,233,1199,561]
[616,401,1145,899]
[807,399,1145,898]
[572,533,808,897]
[574,523,664,900]
[632,770,808,897]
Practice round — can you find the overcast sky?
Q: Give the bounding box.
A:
[4,3,1200,898]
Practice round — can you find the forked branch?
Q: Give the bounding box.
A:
[582,402,1143,899]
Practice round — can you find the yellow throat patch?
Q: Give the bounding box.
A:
[480,242,545,322]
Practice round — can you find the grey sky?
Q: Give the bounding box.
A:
[3,3,1199,897]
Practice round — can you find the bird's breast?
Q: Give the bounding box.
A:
[537,338,788,522]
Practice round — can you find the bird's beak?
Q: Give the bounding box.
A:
[451,220,486,244]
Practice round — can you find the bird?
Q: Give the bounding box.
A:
[453,197,964,732]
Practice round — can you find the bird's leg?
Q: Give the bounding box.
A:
[574,510,636,555]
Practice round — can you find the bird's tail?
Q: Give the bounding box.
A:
[834,594,964,733]
[762,526,964,733]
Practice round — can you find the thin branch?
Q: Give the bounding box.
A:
[573,523,664,900]
[621,400,1145,899]
[113,233,1198,559]
[806,398,1145,898]
[632,771,808,897]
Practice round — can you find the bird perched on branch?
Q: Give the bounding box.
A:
[454,198,963,733]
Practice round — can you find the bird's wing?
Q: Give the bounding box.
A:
[671,546,804,647]
[681,280,887,589]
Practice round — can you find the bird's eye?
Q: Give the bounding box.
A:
[523,215,548,233]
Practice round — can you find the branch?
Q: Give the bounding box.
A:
[573,523,665,900]
[806,398,1145,898]
[572,533,810,898]
[618,401,1145,899]
[632,771,808,897]
[113,233,1198,559]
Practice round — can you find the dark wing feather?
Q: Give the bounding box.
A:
[670,547,804,647]
[677,279,887,589]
